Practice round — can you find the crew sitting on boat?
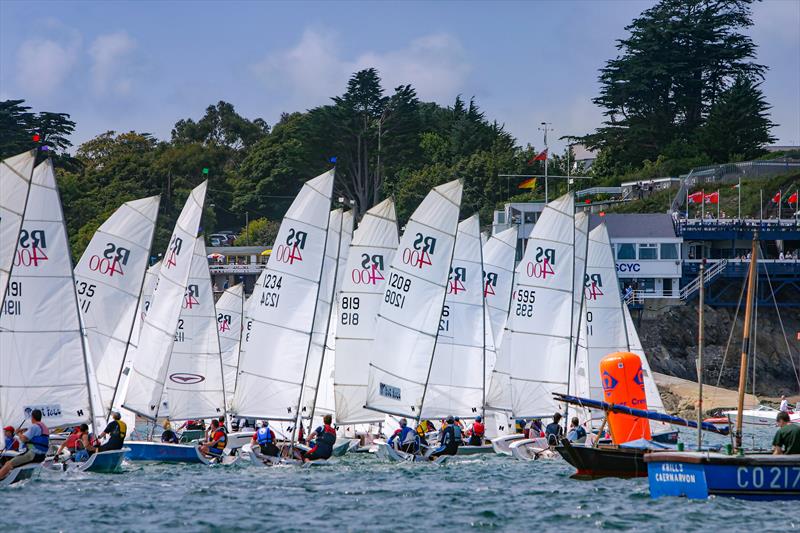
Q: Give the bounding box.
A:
[160,421,179,444]
[773,411,800,455]
[302,414,337,462]
[72,424,98,462]
[97,411,127,451]
[545,413,564,447]
[416,419,436,447]
[0,409,49,480]
[467,416,485,446]
[429,416,459,459]
[180,419,206,431]
[567,417,587,443]
[200,419,227,459]
[1,425,20,466]
[252,421,279,457]
[388,418,418,453]
[452,417,464,446]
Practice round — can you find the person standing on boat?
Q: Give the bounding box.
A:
[779,395,789,413]
[773,411,800,455]
[567,417,587,443]
[545,413,563,446]
[429,416,459,459]
[97,411,127,452]
[0,409,49,480]
[467,416,485,446]
[160,421,179,444]
[252,421,279,457]
[302,414,336,462]
[388,418,418,453]
[200,419,227,459]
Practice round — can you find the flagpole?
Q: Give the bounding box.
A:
[778,189,782,220]
[760,189,763,222]
[717,188,720,219]
[738,177,741,220]
[702,189,705,220]
[686,188,689,219]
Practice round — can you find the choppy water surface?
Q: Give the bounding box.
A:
[7,428,797,532]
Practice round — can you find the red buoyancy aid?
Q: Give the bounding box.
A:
[472,422,485,437]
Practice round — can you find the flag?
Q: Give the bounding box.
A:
[772,191,781,203]
[518,177,537,190]
[731,183,740,189]
[688,191,704,204]
[527,149,547,165]
[789,192,798,205]
[704,192,719,204]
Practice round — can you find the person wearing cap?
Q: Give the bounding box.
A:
[161,421,179,444]
[1,425,20,465]
[97,411,127,451]
[0,409,49,480]
[302,414,336,462]
[388,418,418,454]
[468,416,485,446]
[429,415,459,459]
[252,421,279,457]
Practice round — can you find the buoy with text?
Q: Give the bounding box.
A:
[600,351,651,444]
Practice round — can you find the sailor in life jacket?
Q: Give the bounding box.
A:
[388,418,418,453]
[303,414,337,462]
[468,416,485,446]
[415,419,436,447]
[429,415,460,459]
[3,425,20,453]
[251,421,279,457]
[200,419,227,458]
[452,417,465,445]
[72,424,99,462]
[97,411,127,451]
[0,409,49,481]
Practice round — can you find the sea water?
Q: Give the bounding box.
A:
[6,427,797,532]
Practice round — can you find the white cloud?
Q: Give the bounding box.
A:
[251,28,470,107]
[89,31,136,96]
[16,33,80,96]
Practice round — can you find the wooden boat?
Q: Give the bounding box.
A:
[557,440,650,479]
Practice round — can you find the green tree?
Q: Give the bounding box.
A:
[698,76,776,162]
[583,0,766,174]
[172,100,269,151]
[235,217,280,246]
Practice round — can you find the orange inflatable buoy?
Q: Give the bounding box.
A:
[600,351,651,444]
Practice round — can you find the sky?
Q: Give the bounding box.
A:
[1,0,798,154]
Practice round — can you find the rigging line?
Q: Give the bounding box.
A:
[714,270,747,389]
[762,258,800,391]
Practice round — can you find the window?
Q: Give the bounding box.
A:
[660,243,678,259]
[496,212,505,224]
[524,211,536,223]
[638,243,657,260]
[617,243,636,260]
[638,278,656,292]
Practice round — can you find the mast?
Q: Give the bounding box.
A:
[696,259,705,450]
[735,232,759,451]
[480,227,487,423]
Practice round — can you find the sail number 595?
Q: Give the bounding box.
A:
[514,289,536,317]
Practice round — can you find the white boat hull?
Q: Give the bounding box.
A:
[0,463,40,487]
[723,407,800,427]
[509,438,549,461]
[491,434,525,455]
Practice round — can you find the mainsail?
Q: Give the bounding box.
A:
[483,226,519,412]
[216,283,244,409]
[163,239,226,421]
[506,194,588,418]
[308,210,354,420]
[0,149,36,306]
[334,198,399,424]
[422,215,485,419]
[0,160,93,429]
[232,170,334,420]
[365,179,463,419]
[73,196,160,414]
[123,181,207,419]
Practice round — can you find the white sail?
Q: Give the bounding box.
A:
[422,214,485,419]
[365,179,463,419]
[163,239,226,421]
[232,170,334,420]
[334,198,399,424]
[216,283,244,408]
[507,194,587,418]
[0,160,93,429]
[122,181,207,419]
[73,196,160,415]
[310,210,354,420]
[483,226,519,412]
[624,304,665,412]
[0,150,36,307]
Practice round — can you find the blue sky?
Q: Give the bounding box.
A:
[1,0,798,154]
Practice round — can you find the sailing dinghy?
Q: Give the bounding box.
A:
[365,179,463,462]
[1,160,126,482]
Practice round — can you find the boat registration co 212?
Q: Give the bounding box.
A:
[649,462,800,499]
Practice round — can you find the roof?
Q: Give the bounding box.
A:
[207,246,270,255]
[590,213,678,239]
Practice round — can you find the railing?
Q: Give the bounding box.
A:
[622,259,728,305]
[209,263,266,275]
[575,186,623,198]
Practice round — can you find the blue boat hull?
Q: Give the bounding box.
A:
[125,442,208,464]
[80,449,128,473]
[646,452,800,501]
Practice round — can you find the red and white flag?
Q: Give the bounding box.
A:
[772,191,781,203]
[704,192,719,204]
[688,191,704,204]
[788,192,798,205]
[527,149,548,165]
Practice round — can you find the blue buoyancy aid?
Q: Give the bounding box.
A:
[256,427,274,445]
[29,422,50,455]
